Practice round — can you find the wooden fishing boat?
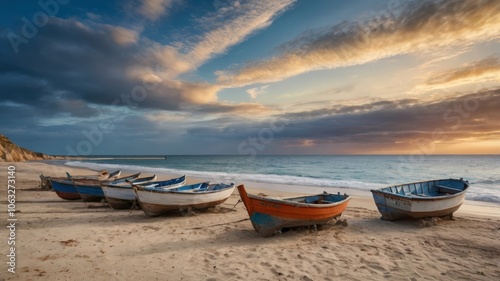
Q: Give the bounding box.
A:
[108,173,156,186]
[101,175,186,209]
[370,178,469,221]
[135,175,186,189]
[133,182,235,217]
[47,170,122,200]
[49,178,81,200]
[237,185,351,237]
[66,169,121,180]
[73,172,141,202]
[126,174,158,184]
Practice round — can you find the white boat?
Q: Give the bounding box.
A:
[101,175,185,209]
[73,172,140,202]
[133,182,235,217]
[370,178,469,220]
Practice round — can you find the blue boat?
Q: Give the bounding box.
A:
[73,179,106,202]
[135,175,186,189]
[370,178,469,220]
[48,170,122,200]
[50,178,81,200]
[74,173,141,202]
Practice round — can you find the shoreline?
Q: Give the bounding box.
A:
[1,161,499,280]
[53,159,500,219]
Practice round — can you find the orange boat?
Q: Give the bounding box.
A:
[237,185,351,237]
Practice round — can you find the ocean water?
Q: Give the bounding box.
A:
[64,155,500,204]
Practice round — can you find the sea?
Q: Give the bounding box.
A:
[64,155,500,205]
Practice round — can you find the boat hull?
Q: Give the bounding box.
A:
[102,177,185,209]
[139,198,229,217]
[237,185,350,237]
[49,179,81,200]
[135,185,235,217]
[371,191,466,220]
[73,180,105,202]
[101,185,136,209]
[370,178,469,221]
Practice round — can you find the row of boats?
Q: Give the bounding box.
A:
[48,171,235,217]
[45,170,469,237]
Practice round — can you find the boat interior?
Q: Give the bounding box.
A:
[284,193,348,204]
[383,180,467,197]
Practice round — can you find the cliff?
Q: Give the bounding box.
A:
[0,134,58,162]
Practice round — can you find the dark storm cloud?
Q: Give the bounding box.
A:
[186,102,269,115]
[284,99,420,119]
[276,89,500,143]
[186,88,500,146]
[0,17,220,119]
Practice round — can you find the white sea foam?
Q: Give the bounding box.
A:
[64,161,385,190]
[65,160,500,204]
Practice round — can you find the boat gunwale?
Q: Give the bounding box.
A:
[134,182,234,195]
[246,193,351,208]
[370,178,468,201]
[102,176,185,195]
[101,183,134,189]
[370,189,466,201]
[132,175,186,185]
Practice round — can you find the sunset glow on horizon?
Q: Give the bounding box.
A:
[0,0,499,155]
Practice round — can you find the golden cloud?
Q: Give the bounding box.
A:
[218,0,500,87]
[142,0,295,81]
[423,57,500,88]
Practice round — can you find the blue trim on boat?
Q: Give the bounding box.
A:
[74,184,105,197]
[135,175,186,188]
[51,180,78,194]
[250,212,281,229]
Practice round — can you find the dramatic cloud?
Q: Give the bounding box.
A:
[147,0,296,78]
[1,1,498,155]
[0,0,298,122]
[139,0,179,21]
[218,0,500,86]
[0,18,223,116]
[423,57,500,89]
[186,88,500,153]
[281,89,500,144]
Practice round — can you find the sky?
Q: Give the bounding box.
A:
[0,0,499,156]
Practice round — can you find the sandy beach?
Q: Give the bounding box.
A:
[1,161,500,281]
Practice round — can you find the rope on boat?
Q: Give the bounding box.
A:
[229,199,241,212]
[129,199,139,213]
[72,179,89,209]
